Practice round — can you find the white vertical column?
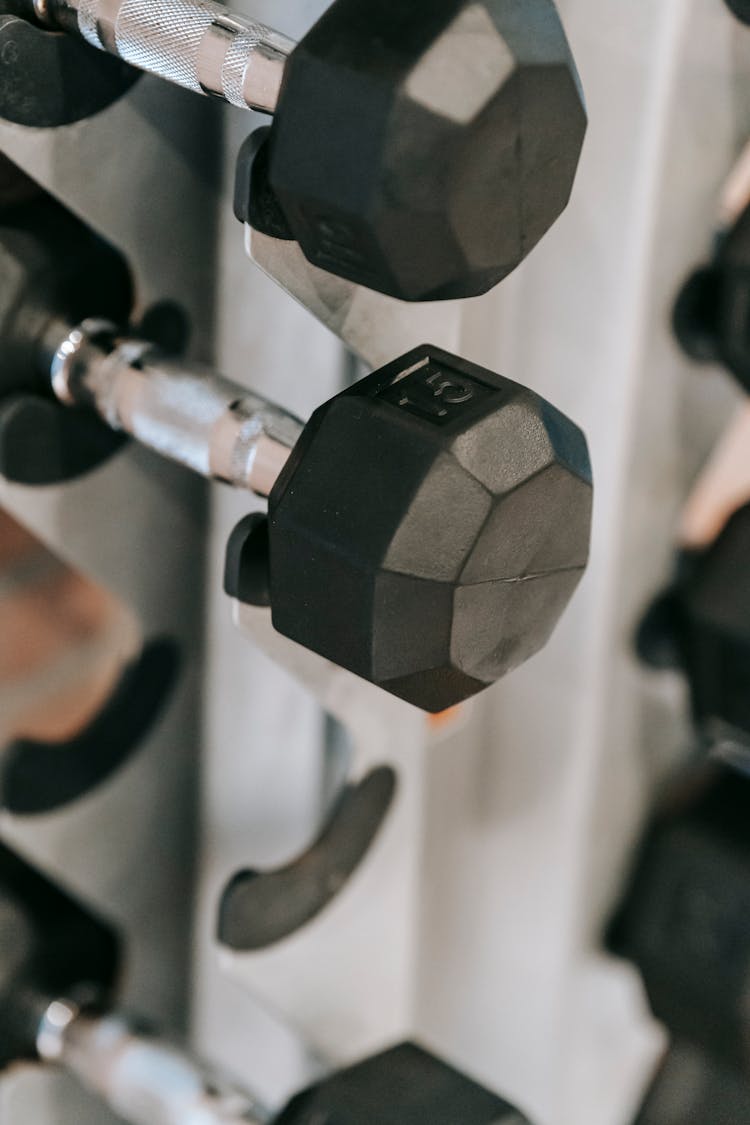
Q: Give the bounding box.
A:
[417,3,750,1124]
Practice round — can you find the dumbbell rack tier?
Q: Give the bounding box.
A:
[0,76,216,1124]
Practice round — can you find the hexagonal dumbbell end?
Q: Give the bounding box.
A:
[276,1042,532,1124]
[725,0,750,23]
[268,0,586,302]
[266,346,592,712]
[608,766,750,1075]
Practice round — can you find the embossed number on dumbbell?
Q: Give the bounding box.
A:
[382,359,493,425]
[310,214,371,272]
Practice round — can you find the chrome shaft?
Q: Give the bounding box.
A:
[49,321,302,497]
[36,0,293,114]
[37,1000,272,1125]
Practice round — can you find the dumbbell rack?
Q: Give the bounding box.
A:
[0,2,749,1124]
[0,74,215,1123]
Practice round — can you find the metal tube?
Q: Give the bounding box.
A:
[34,0,294,114]
[37,1000,272,1125]
[48,320,303,497]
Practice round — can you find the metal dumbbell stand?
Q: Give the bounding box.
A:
[0,76,218,1125]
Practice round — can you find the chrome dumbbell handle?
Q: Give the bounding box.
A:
[37,999,272,1125]
[46,320,302,496]
[34,0,293,113]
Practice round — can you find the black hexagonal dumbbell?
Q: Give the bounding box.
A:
[608,765,750,1079]
[634,1042,750,1125]
[673,188,750,393]
[226,347,592,710]
[0,842,533,1125]
[2,195,593,712]
[637,500,750,751]
[30,0,586,302]
[249,0,587,302]
[274,1043,529,1125]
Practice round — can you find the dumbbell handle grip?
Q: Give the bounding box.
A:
[35,0,294,114]
[47,320,303,496]
[37,1000,272,1125]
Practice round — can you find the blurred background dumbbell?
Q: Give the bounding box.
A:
[634,1042,750,1125]
[0,840,533,1125]
[640,146,750,763]
[608,765,750,1098]
[15,0,586,302]
[724,0,750,24]
[673,139,750,393]
[0,0,139,127]
[636,404,750,761]
[0,192,593,713]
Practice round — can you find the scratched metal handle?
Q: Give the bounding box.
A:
[38,0,294,113]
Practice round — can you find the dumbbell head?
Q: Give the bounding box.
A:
[608,767,750,1074]
[637,505,750,744]
[267,0,586,302]
[679,504,750,741]
[0,4,139,127]
[673,206,750,393]
[262,346,592,712]
[277,1041,531,1124]
[725,0,750,23]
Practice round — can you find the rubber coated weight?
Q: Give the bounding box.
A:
[267,346,592,711]
[609,767,750,1076]
[636,506,750,743]
[0,8,138,127]
[267,0,586,302]
[635,1043,750,1125]
[680,506,750,741]
[725,0,750,23]
[276,1042,531,1125]
[674,205,750,392]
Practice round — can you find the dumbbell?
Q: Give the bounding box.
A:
[637,405,750,753]
[673,144,750,392]
[0,840,532,1125]
[608,764,750,1079]
[24,0,587,302]
[0,0,138,127]
[634,1042,750,1125]
[725,0,750,23]
[0,198,593,712]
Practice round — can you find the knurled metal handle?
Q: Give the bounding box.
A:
[44,0,293,112]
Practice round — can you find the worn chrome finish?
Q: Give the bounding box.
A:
[39,1004,271,1125]
[32,0,53,23]
[50,321,302,497]
[40,0,293,113]
[36,998,81,1064]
